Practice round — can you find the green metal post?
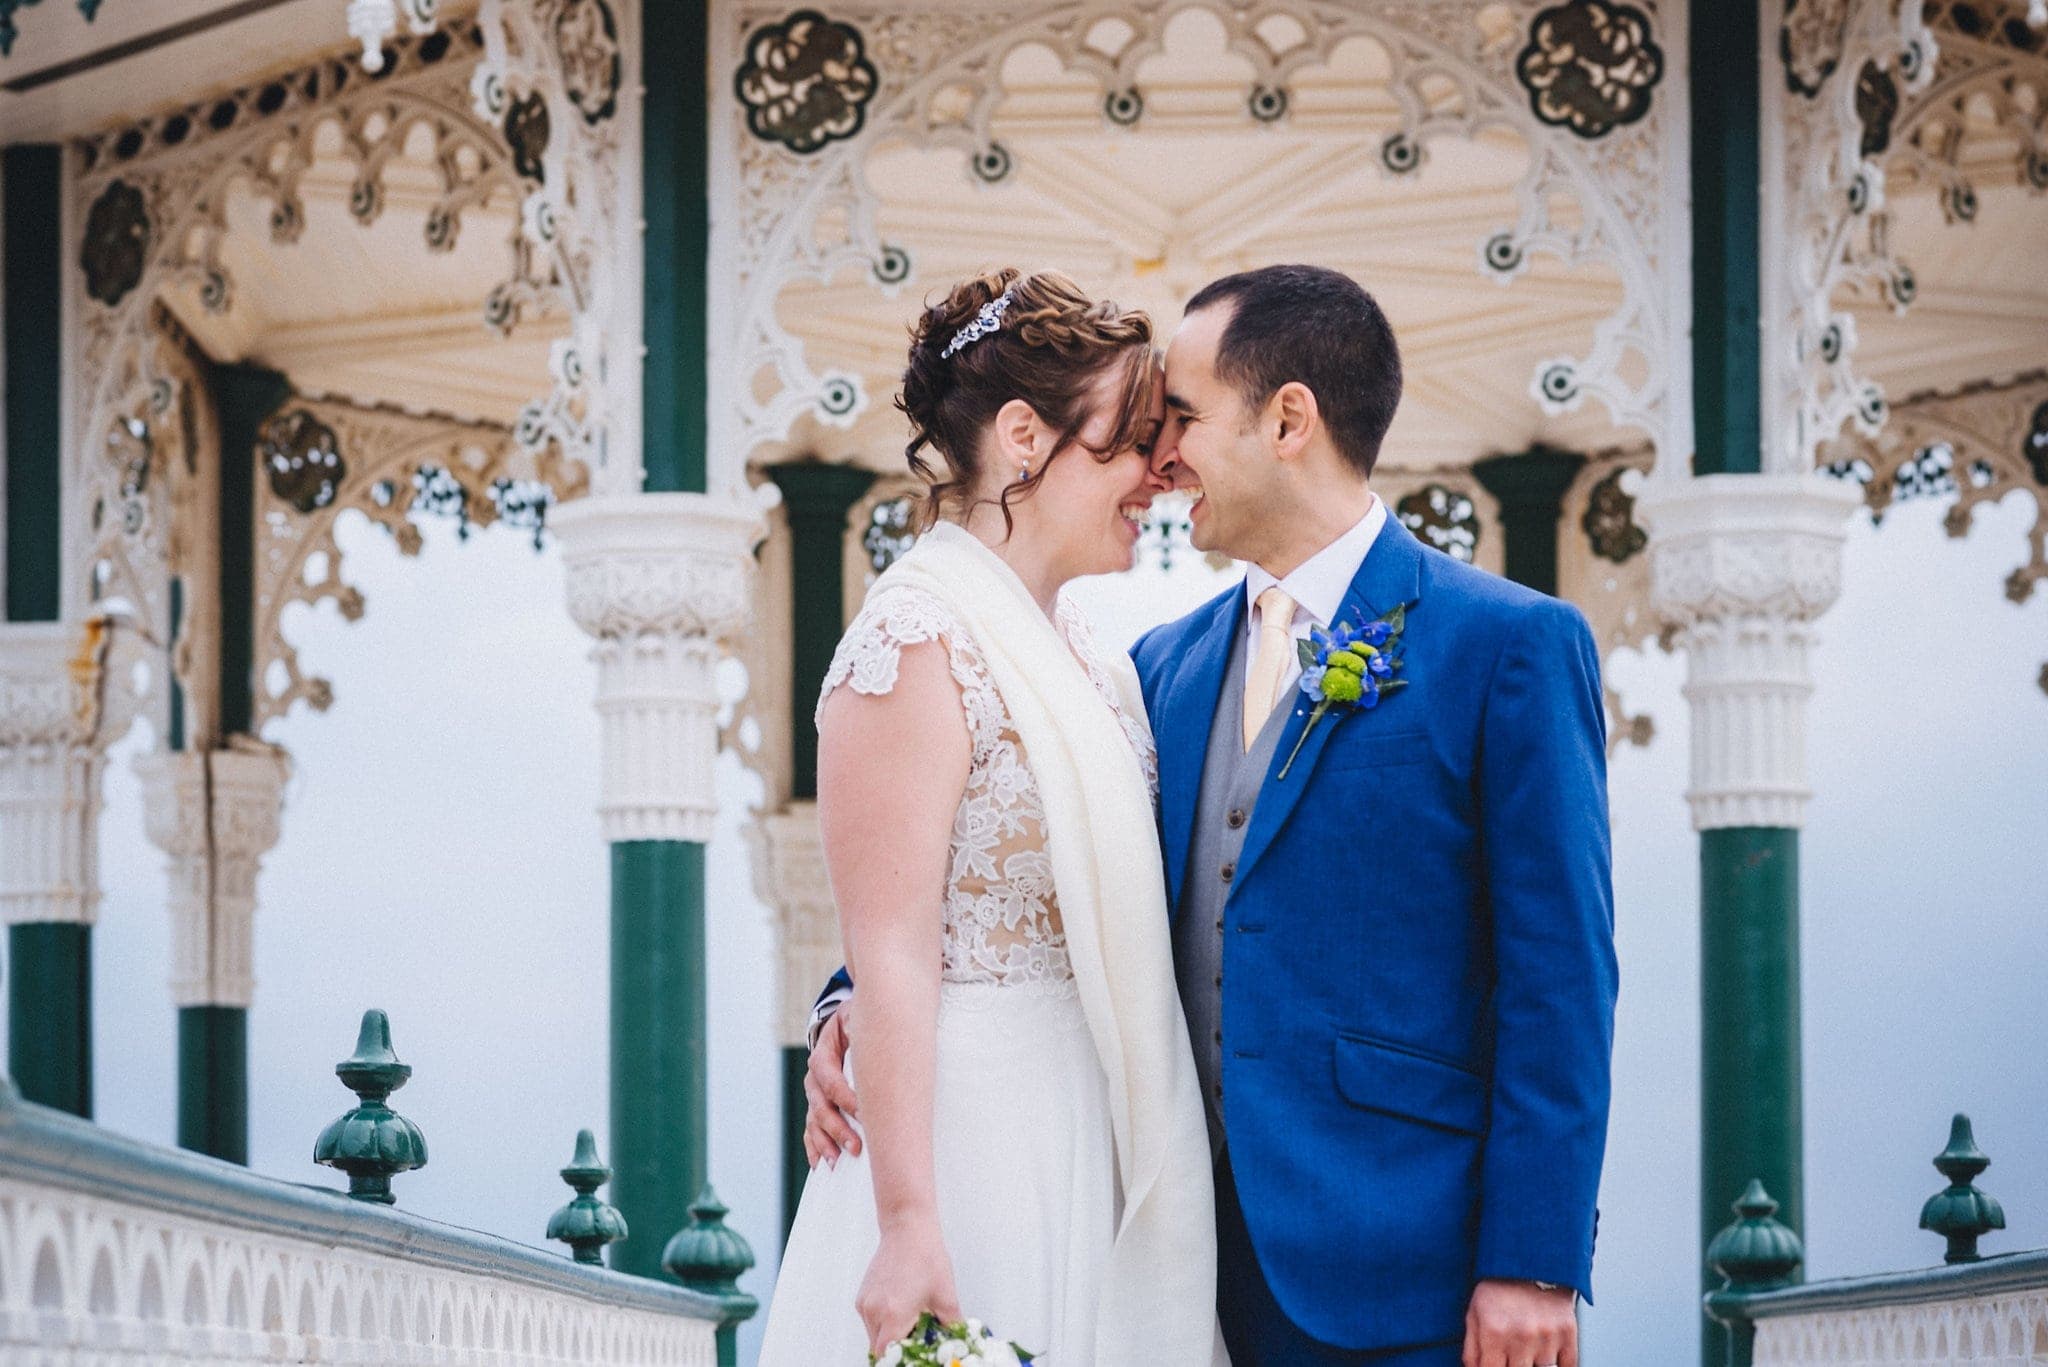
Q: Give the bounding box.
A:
[640,0,708,496]
[1691,0,1762,478]
[610,840,709,1277]
[1700,827,1803,1366]
[5,144,92,1117]
[1470,447,1586,597]
[4,145,63,624]
[166,362,288,1164]
[177,1006,247,1163]
[7,924,91,1116]
[766,463,873,1247]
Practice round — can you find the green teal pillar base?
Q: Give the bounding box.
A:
[177,1005,248,1164]
[609,839,709,1278]
[781,1045,807,1247]
[8,923,92,1117]
[1701,825,1803,1367]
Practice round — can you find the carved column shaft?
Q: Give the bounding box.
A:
[1640,475,1862,831]
[551,490,763,1279]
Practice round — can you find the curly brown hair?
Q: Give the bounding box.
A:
[897,267,1157,533]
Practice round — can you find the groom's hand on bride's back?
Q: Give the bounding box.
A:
[1463,1278,1577,1367]
[802,999,862,1167]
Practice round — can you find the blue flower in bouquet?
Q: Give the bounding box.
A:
[1277,600,1414,780]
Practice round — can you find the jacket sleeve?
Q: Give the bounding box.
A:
[1472,598,1618,1301]
[806,967,853,1050]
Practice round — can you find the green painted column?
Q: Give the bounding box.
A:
[1691,0,1762,479]
[165,361,288,1164]
[1681,6,1810,1365]
[765,463,875,1247]
[1470,447,1586,597]
[1700,827,1803,1361]
[640,0,708,497]
[610,840,709,1275]
[4,144,93,1118]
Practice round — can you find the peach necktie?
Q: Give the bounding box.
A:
[1243,586,1298,751]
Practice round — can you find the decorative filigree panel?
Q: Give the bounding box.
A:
[1561,449,1659,752]
[711,0,1679,489]
[251,398,586,733]
[1818,370,2048,693]
[1779,0,2048,473]
[1396,482,1483,563]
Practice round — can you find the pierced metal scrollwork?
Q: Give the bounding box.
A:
[503,90,551,181]
[735,9,880,155]
[1781,0,1853,97]
[1581,466,1647,563]
[0,0,101,59]
[1397,484,1481,563]
[552,0,621,124]
[1855,60,1898,158]
[1516,0,1665,139]
[2026,401,2048,485]
[862,494,918,576]
[80,180,150,308]
[260,409,346,514]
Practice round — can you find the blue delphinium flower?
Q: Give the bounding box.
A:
[1298,665,1327,696]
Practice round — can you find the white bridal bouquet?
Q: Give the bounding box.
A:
[870,1313,1037,1366]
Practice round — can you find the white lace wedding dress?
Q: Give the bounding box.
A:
[755,583,1158,1367]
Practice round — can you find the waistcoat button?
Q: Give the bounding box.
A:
[1226,807,1247,829]
[1220,861,1235,883]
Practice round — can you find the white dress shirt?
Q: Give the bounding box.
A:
[1242,495,1387,695]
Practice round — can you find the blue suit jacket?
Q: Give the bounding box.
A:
[1132,518,1617,1351]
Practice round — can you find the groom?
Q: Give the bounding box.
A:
[807,264,1616,1367]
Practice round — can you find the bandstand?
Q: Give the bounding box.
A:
[0,1,2042,1363]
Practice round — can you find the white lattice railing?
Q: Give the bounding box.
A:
[1718,1251,2048,1367]
[0,1085,729,1364]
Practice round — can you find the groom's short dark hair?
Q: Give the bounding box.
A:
[1184,264,1402,477]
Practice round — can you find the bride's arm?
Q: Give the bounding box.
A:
[815,638,972,1351]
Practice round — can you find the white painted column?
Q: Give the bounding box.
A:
[0,621,107,929]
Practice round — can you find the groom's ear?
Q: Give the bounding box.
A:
[1269,381,1320,462]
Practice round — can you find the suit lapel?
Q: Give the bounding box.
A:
[1235,518,1430,890]
[1158,587,1244,917]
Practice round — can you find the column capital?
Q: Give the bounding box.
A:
[551,493,767,844]
[0,621,112,926]
[744,802,837,1048]
[135,742,292,1008]
[1636,473,1863,628]
[1636,474,1863,831]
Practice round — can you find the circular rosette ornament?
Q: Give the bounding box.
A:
[735,9,879,155]
[1515,0,1665,139]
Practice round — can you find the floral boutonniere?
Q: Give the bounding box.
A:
[1276,601,1413,780]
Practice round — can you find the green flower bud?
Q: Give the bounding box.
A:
[1322,671,1365,703]
[1326,650,1367,675]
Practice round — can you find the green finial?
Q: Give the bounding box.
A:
[546,1129,628,1265]
[312,1009,427,1203]
[1920,1113,2005,1264]
[1708,1178,1805,1291]
[663,1184,759,1302]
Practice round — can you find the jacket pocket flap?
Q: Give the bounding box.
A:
[1332,1034,1488,1136]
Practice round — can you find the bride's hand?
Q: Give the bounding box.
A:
[855,1219,962,1356]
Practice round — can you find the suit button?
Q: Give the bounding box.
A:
[1220,861,1235,883]
[1226,808,1247,829]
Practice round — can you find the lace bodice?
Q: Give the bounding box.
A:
[817,585,1158,988]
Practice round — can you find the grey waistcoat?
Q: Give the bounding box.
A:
[1172,621,1294,1152]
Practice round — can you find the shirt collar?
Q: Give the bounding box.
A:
[1243,495,1386,632]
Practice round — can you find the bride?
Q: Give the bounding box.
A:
[756,269,1227,1366]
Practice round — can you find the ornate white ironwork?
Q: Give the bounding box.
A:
[1775,0,2048,473]
[249,397,585,733]
[1753,1285,2048,1365]
[552,493,767,844]
[1819,369,2048,693]
[1560,447,1660,753]
[0,621,112,927]
[1637,473,1863,831]
[710,0,1682,490]
[133,742,292,1009]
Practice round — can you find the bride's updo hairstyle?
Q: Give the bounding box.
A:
[898,267,1156,532]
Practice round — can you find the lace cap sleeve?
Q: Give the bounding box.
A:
[815,587,971,729]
